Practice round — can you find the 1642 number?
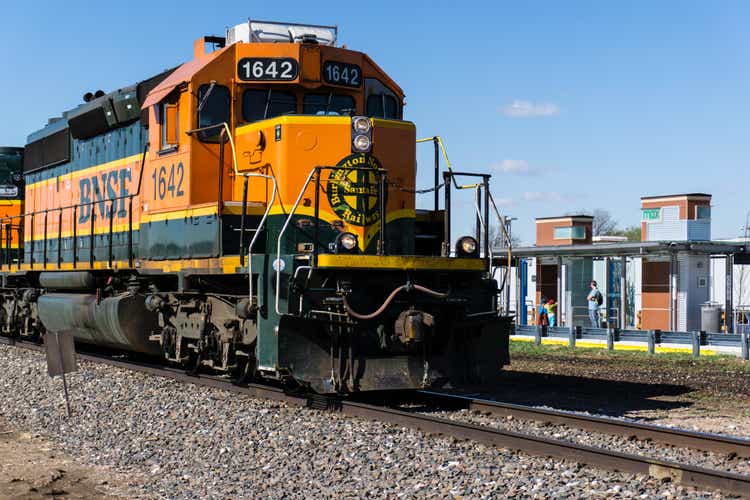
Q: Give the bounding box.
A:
[237,58,298,81]
[152,163,185,200]
[323,61,361,87]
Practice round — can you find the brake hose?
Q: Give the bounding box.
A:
[342,283,449,320]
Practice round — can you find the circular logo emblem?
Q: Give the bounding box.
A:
[327,154,383,226]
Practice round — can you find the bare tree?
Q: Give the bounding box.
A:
[489,223,522,248]
[591,209,619,236]
[567,208,619,236]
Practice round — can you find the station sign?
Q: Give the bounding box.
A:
[641,208,661,222]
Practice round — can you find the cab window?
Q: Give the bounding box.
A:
[242,89,296,123]
[303,93,356,116]
[364,78,401,120]
[366,94,398,119]
[160,98,179,152]
[197,83,230,142]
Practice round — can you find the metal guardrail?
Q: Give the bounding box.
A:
[513,324,750,360]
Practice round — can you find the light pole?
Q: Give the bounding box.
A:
[504,217,518,313]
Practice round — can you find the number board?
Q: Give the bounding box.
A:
[323,61,361,87]
[237,58,298,81]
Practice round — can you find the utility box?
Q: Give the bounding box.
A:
[701,302,722,333]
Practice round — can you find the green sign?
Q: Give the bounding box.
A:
[642,208,661,222]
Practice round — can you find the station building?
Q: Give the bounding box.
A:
[502,193,749,334]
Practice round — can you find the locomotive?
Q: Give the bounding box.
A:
[1,20,510,392]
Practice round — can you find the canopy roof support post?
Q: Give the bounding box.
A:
[620,255,627,329]
[670,252,678,331]
[726,254,734,333]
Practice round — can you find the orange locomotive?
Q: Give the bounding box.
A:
[1,20,509,392]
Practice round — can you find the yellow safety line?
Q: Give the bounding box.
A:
[510,337,718,356]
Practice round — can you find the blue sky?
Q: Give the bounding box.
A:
[2,1,748,243]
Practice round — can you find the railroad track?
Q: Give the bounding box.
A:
[415,390,750,459]
[2,336,750,496]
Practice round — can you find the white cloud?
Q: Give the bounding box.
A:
[522,191,571,202]
[492,159,538,175]
[501,100,560,118]
[492,196,515,206]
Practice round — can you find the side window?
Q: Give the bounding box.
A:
[364,78,401,119]
[242,89,296,123]
[160,97,179,152]
[197,84,230,142]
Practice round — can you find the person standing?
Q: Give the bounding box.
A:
[537,298,549,326]
[546,299,557,327]
[587,281,602,328]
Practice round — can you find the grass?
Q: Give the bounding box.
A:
[509,339,750,374]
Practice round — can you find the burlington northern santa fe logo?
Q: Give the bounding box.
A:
[327,154,383,226]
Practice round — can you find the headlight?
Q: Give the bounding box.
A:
[353,116,371,133]
[455,236,479,257]
[352,134,371,152]
[336,232,359,253]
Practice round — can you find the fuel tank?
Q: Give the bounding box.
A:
[37,293,161,355]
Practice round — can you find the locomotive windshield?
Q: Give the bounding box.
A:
[242,88,296,122]
[303,93,355,116]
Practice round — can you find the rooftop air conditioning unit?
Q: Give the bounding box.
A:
[226,19,337,46]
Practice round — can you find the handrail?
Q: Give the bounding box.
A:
[416,136,482,190]
[275,165,387,316]
[472,186,493,269]
[276,168,318,315]
[244,173,278,306]
[0,143,149,269]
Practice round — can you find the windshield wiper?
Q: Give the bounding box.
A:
[324,92,333,115]
[197,81,216,112]
[263,88,273,119]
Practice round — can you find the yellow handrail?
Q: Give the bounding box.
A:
[416,136,481,189]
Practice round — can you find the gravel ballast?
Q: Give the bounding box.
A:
[0,344,732,498]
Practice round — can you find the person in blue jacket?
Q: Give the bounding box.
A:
[586,281,603,328]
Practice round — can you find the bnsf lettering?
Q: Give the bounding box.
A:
[151,163,185,201]
[79,168,132,224]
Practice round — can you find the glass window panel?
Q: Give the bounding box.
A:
[303,93,356,115]
[197,84,230,143]
[242,89,297,123]
[553,227,571,239]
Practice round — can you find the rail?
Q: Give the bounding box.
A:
[415,390,750,458]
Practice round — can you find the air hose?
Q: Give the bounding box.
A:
[342,283,449,320]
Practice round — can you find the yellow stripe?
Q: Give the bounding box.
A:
[0,200,22,208]
[510,337,719,355]
[221,205,267,216]
[316,254,486,271]
[141,205,219,223]
[26,153,144,189]
[22,205,224,242]
[2,255,244,274]
[24,221,141,242]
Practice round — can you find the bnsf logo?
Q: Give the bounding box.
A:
[78,168,132,223]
